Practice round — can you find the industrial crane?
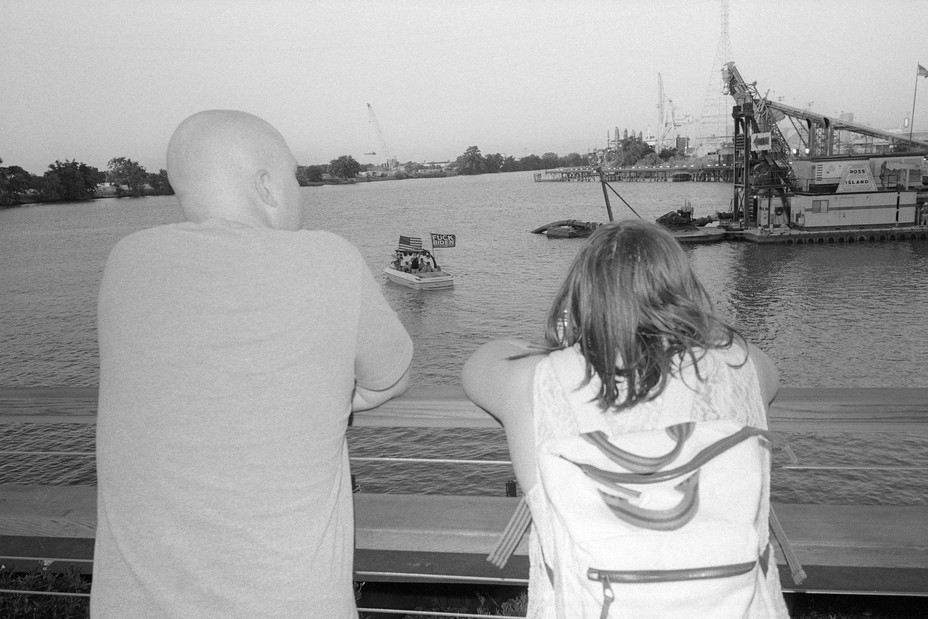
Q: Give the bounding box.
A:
[366,103,397,170]
[656,74,694,154]
[722,61,928,226]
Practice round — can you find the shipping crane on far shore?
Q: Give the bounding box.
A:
[366,103,397,169]
[656,74,695,154]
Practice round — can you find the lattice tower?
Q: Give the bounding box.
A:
[694,0,734,156]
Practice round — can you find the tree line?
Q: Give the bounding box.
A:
[441,131,684,177]
[295,145,648,185]
[2,130,685,204]
[0,156,172,206]
[295,131,685,185]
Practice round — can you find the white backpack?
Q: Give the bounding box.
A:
[536,419,772,618]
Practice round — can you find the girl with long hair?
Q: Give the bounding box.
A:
[462,220,788,617]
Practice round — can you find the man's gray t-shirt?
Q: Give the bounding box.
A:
[92,219,412,617]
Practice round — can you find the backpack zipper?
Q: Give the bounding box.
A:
[589,571,615,619]
[588,560,757,617]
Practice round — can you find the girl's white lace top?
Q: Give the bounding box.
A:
[523,344,789,618]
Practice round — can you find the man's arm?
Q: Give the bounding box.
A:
[352,365,411,412]
[352,256,414,411]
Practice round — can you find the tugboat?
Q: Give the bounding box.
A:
[383,235,455,290]
[655,199,726,243]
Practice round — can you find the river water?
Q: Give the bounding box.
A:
[2,171,926,504]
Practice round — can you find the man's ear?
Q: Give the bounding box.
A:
[255,170,277,207]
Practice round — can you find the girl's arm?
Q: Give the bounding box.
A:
[747,342,780,406]
[462,339,544,493]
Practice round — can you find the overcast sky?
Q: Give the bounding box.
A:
[2,0,927,174]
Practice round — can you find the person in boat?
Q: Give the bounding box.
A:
[419,250,437,272]
[92,109,413,618]
[680,199,694,220]
[461,220,787,618]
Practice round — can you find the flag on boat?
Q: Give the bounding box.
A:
[398,235,423,252]
[430,233,456,248]
[919,63,928,78]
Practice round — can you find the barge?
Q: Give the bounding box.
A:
[721,62,928,244]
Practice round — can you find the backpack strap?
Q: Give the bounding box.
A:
[769,504,808,584]
[486,496,532,569]
[583,422,695,473]
[597,471,700,531]
[569,425,774,487]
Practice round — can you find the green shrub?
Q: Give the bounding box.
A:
[0,563,90,618]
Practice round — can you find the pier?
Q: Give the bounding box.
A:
[534,164,733,183]
[1,385,927,611]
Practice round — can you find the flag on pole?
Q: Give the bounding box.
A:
[398,235,423,252]
[430,233,456,248]
[919,63,928,78]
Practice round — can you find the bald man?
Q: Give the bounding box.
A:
[92,110,412,618]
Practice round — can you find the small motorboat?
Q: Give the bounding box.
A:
[384,247,454,290]
[530,219,603,239]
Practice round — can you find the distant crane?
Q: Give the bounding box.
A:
[694,0,735,156]
[656,73,694,153]
[366,103,397,169]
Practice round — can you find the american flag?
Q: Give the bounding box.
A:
[398,235,423,252]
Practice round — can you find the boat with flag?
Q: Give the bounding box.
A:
[384,234,455,290]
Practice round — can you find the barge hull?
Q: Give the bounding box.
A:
[730,225,928,244]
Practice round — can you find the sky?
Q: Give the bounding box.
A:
[2,0,928,174]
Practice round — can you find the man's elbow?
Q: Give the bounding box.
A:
[352,367,411,411]
[391,367,412,397]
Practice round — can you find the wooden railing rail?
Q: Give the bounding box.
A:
[1,386,927,599]
[3,385,928,433]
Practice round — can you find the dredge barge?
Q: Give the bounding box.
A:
[720,62,928,244]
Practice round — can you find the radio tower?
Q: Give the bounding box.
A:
[694,0,734,156]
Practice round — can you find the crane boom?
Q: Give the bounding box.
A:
[366,103,395,169]
[657,73,665,153]
[723,61,928,156]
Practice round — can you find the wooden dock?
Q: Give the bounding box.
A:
[535,164,733,183]
[1,386,927,600]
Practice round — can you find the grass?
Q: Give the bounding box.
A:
[0,564,90,619]
[357,583,928,619]
[785,593,928,618]
[2,573,926,618]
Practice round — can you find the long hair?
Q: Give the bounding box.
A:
[544,220,743,412]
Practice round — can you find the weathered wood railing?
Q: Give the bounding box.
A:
[1,386,927,601]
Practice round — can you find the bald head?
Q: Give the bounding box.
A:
[167,110,303,230]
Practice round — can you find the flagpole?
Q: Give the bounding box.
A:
[910,63,921,143]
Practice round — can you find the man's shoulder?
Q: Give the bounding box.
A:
[107,223,186,258]
[284,230,366,263]
[291,229,357,251]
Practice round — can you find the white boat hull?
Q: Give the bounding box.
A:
[383,266,454,290]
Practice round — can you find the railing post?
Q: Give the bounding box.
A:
[505,479,518,497]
